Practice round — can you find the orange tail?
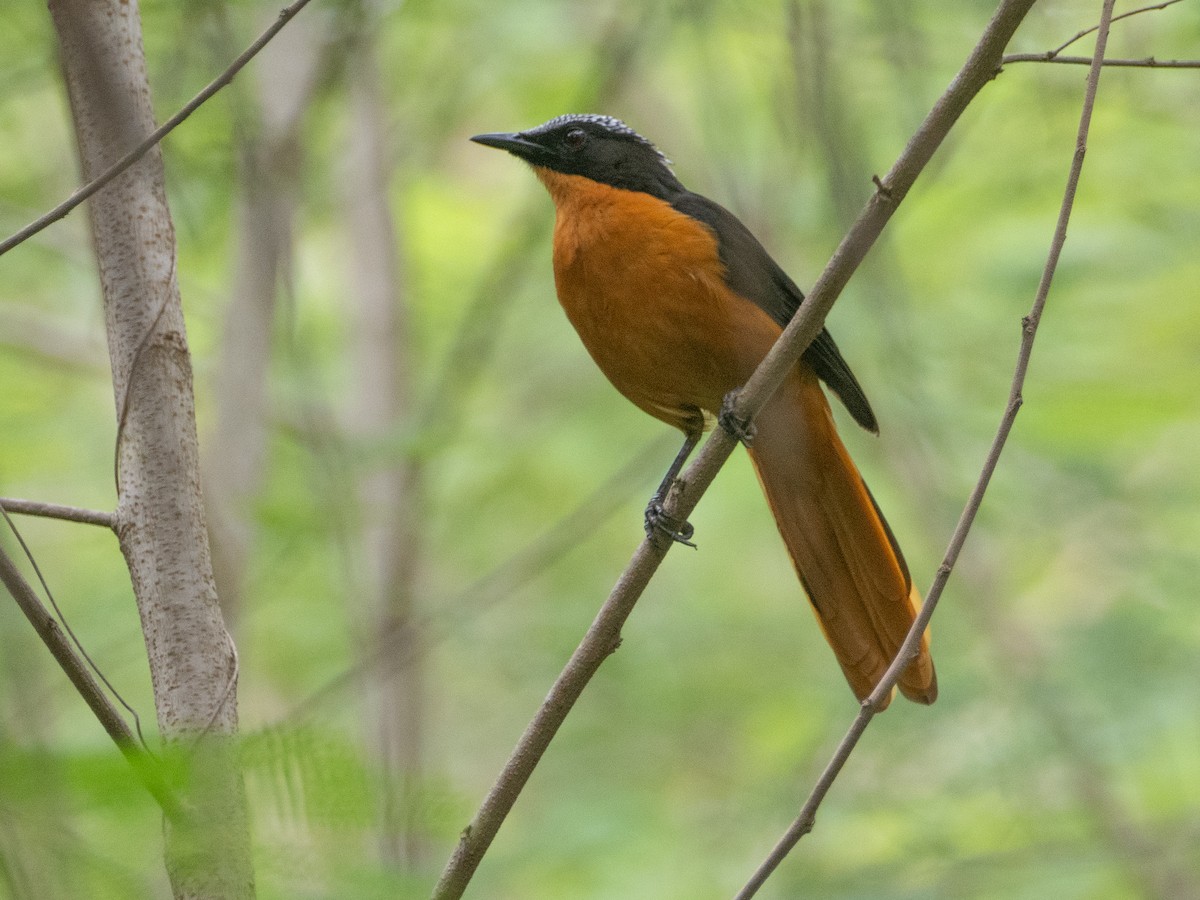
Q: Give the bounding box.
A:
[746,368,936,708]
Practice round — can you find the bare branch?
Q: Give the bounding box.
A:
[1003,53,1200,67]
[0,498,116,530]
[1047,0,1182,57]
[734,1,1121,896]
[0,543,184,822]
[0,0,316,260]
[430,1,1040,896]
[1003,0,1192,68]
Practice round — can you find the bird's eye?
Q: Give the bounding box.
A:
[563,128,587,150]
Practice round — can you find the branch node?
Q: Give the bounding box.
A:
[644,498,697,549]
[718,389,756,447]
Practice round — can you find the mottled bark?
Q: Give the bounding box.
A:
[49,1,254,896]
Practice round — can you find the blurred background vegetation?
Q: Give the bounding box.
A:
[2,0,1199,897]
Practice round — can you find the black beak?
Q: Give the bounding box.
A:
[470,131,544,162]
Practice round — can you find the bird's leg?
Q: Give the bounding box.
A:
[644,430,700,548]
[718,388,756,446]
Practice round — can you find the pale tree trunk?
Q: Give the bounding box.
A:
[205,17,325,625]
[342,36,427,867]
[49,2,254,897]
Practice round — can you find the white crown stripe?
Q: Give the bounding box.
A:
[524,114,672,167]
[536,113,636,136]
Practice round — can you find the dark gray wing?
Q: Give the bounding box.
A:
[804,328,878,434]
[670,191,877,433]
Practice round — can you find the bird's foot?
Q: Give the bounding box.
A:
[644,495,696,548]
[719,389,756,446]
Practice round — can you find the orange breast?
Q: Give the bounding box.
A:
[534,168,783,433]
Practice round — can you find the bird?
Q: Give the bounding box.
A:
[471,114,935,708]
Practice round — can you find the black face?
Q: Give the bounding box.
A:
[471,114,685,200]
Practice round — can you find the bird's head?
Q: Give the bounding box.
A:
[471,114,684,200]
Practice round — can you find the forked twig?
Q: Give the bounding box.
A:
[431,1,1040,896]
[0,542,184,822]
[1002,0,1193,68]
[0,507,149,749]
[1046,0,1181,57]
[734,1,1120,896]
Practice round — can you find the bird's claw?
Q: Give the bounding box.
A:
[644,497,696,548]
[719,389,756,446]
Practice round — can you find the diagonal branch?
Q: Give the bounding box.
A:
[430,1,1040,896]
[0,0,316,260]
[734,1,1120,896]
[0,543,184,823]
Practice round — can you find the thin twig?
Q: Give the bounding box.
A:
[1047,0,1181,57]
[1,507,150,750]
[430,1,1040,896]
[733,2,1120,896]
[0,0,316,260]
[0,542,185,823]
[0,498,116,529]
[1003,53,1200,67]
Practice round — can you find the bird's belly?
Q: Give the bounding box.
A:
[552,209,780,432]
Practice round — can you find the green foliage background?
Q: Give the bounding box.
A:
[1,1,1198,897]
